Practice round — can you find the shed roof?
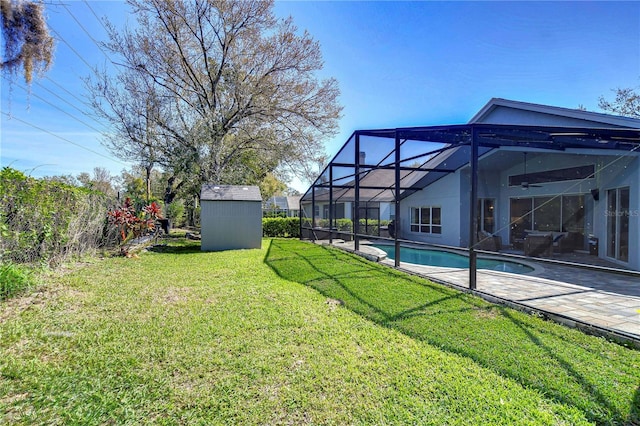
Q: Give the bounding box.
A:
[201,184,262,202]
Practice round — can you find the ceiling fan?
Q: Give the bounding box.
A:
[521,152,542,189]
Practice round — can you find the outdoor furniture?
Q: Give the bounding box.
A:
[476,231,502,251]
[524,233,553,257]
[552,231,583,253]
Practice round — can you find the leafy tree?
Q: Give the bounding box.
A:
[165,199,185,227]
[88,0,341,205]
[283,186,301,196]
[44,174,79,186]
[0,0,54,84]
[120,166,165,204]
[301,153,330,185]
[598,86,640,118]
[120,171,146,201]
[77,167,117,198]
[259,172,287,202]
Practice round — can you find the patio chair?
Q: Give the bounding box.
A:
[552,231,583,253]
[476,231,502,251]
[524,233,553,257]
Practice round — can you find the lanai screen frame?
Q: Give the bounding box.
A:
[300,123,640,289]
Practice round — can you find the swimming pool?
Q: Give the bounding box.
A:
[372,244,534,275]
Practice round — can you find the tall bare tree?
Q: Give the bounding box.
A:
[88,0,341,204]
[88,60,162,203]
[77,167,117,198]
[598,86,640,118]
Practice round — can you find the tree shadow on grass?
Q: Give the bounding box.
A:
[264,239,640,425]
[146,241,202,255]
[265,239,468,322]
[633,387,640,424]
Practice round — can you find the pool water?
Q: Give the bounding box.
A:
[373,245,534,275]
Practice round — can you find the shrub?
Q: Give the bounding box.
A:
[107,198,162,256]
[0,262,33,300]
[165,200,186,227]
[263,217,300,238]
[358,218,380,236]
[285,217,301,238]
[0,167,111,266]
[336,219,353,233]
[263,210,287,218]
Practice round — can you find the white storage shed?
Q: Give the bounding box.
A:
[200,184,262,251]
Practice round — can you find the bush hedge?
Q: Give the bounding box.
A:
[262,217,300,238]
[0,167,113,266]
[299,218,390,236]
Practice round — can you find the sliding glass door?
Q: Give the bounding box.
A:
[477,198,495,233]
[606,187,629,262]
[509,194,586,247]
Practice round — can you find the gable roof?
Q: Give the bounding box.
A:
[469,98,640,129]
[201,184,262,202]
[263,195,302,210]
[263,196,288,209]
[286,196,301,209]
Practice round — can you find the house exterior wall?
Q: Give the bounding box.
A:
[380,202,393,221]
[400,172,462,246]
[401,149,640,271]
[470,101,640,270]
[495,151,639,269]
[459,166,503,247]
[593,155,639,270]
[201,200,262,251]
[303,201,354,221]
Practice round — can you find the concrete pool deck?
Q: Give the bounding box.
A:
[320,240,640,346]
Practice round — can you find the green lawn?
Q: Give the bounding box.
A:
[1,238,638,425]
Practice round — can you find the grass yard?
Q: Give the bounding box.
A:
[1,237,638,425]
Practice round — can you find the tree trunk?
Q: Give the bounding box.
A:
[145,164,152,203]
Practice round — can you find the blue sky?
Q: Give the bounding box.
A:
[1,1,639,191]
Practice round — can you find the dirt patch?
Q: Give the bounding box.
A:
[156,287,192,305]
[0,284,60,322]
[474,307,499,319]
[0,392,29,405]
[325,298,344,311]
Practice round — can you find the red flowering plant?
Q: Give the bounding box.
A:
[107,198,162,256]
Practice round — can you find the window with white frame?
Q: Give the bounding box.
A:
[410,206,441,234]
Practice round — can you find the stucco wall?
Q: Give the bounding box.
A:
[400,172,462,246]
[592,155,639,270]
